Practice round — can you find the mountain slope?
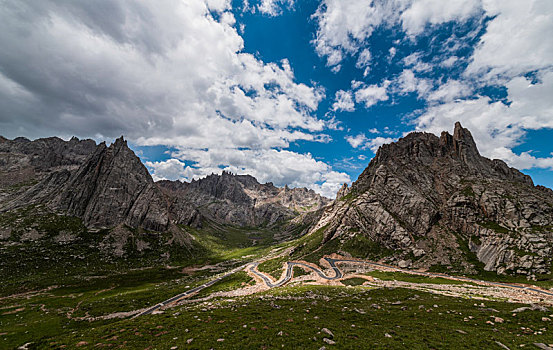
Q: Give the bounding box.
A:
[307,122,553,277]
[158,171,330,228]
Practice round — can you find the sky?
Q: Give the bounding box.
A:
[0,0,552,197]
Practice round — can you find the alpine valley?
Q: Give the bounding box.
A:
[1,123,553,349]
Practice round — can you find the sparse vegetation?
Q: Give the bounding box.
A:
[26,287,553,349]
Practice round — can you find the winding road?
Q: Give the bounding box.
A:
[135,256,553,317]
[249,257,553,298]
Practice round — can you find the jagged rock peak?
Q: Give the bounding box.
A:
[157,170,331,228]
[53,136,168,230]
[312,122,551,276]
[357,122,532,194]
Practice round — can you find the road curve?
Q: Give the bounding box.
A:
[248,258,342,287]
[250,258,553,298]
[136,257,553,318]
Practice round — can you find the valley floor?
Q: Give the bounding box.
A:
[2,254,553,349]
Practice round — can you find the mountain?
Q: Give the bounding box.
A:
[0,135,97,203]
[1,137,169,231]
[158,172,330,228]
[307,122,553,277]
[0,135,328,233]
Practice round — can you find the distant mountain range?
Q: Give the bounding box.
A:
[0,135,328,232]
[1,122,552,277]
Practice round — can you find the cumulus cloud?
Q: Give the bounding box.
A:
[332,90,355,112]
[257,0,295,16]
[312,0,402,67]
[145,159,189,182]
[345,133,395,153]
[365,136,396,153]
[395,69,432,98]
[354,81,389,108]
[400,0,482,35]
[416,71,553,170]
[345,134,368,148]
[465,0,553,81]
[0,0,349,197]
[427,79,471,102]
[312,0,553,174]
[415,0,553,172]
[312,0,482,68]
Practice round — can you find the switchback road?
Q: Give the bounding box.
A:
[249,257,553,298]
[136,257,553,317]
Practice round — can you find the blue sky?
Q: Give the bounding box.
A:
[0,0,552,197]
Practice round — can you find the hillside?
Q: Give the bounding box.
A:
[303,122,553,277]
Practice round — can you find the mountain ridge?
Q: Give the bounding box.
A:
[308,122,553,277]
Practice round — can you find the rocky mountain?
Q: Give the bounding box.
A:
[0,136,97,203]
[0,135,328,233]
[158,172,330,228]
[309,122,553,277]
[0,135,97,184]
[1,137,169,231]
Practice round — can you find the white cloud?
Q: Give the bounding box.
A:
[415,0,553,172]
[466,0,553,81]
[365,136,396,153]
[427,79,471,102]
[332,90,355,112]
[395,69,432,98]
[312,0,403,67]
[440,56,459,68]
[354,81,389,108]
[356,48,372,69]
[346,133,395,153]
[416,71,553,170]
[145,159,189,182]
[258,0,295,16]
[345,133,368,148]
[388,47,397,59]
[312,0,482,68]
[400,0,482,35]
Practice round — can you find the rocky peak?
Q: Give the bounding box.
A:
[309,122,553,276]
[158,171,330,228]
[52,137,168,230]
[0,135,98,188]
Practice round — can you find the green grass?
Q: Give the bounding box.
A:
[365,271,476,285]
[0,206,300,348]
[293,266,311,277]
[195,271,254,298]
[461,186,476,198]
[479,221,510,234]
[342,277,367,286]
[258,257,287,280]
[31,286,553,349]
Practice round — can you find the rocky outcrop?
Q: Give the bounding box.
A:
[51,137,169,231]
[158,171,330,228]
[0,136,97,187]
[0,135,328,233]
[1,137,169,231]
[310,122,553,276]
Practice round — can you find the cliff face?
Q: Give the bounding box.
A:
[1,137,169,231]
[311,122,553,276]
[0,135,328,232]
[158,171,330,228]
[52,137,170,231]
[0,136,97,187]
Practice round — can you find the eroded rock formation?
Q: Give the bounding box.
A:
[311,122,553,276]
